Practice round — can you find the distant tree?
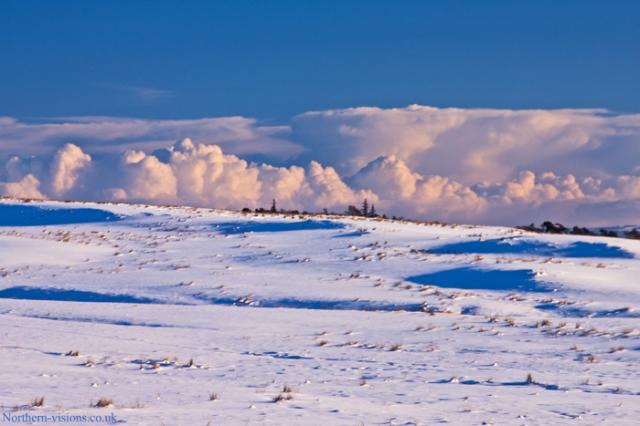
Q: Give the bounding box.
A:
[241,207,251,214]
[519,223,540,232]
[542,221,567,234]
[361,199,369,217]
[626,228,640,239]
[346,205,361,216]
[599,229,618,238]
[270,199,277,213]
[322,208,329,215]
[570,226,593,236]
[369,204,376,217]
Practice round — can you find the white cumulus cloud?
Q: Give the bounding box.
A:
[1,105,640,226]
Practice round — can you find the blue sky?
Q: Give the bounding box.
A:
[1,2,640,225]
[1,0,638,121]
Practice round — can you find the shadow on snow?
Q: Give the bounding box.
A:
[0,287,159,304]
[428,238,633,259]
[0,204,120,226]
[535,302,639,318]
[0,286,426,313]
[191,293,426,312]
[431,377,561,391]
[214,220,344,235]
[406,267,552,292]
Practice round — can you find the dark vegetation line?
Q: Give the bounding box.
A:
[518,221,640,241]
[244,198,388,219]
[248,200,640,241]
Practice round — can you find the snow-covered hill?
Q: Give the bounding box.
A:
[1,200,639,424]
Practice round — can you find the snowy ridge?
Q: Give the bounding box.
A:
[1,199,639,424]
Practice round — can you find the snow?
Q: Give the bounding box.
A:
[1,199,639,424]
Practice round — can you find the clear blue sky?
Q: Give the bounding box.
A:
[1,0,638,121]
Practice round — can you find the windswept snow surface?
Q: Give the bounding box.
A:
[1,200,639,425]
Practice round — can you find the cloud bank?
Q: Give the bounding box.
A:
[2,105,640,226]
[0,116,296,159]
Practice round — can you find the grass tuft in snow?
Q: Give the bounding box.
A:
[272,393,293,403]
[273,384,294,403]
[31,397,45,408]
[93,398,114,408]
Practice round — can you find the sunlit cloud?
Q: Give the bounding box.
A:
[2,105,640,226]
[0,115,297,160]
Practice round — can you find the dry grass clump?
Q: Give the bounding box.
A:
[32,397,45,407]
[273,384,294,403]
[93,398,114,408]
[534,319,551,328]
[272,393,293,403]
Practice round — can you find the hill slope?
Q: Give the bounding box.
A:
[1,200,639,424]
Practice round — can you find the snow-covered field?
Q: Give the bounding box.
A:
[1,200,639,425]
